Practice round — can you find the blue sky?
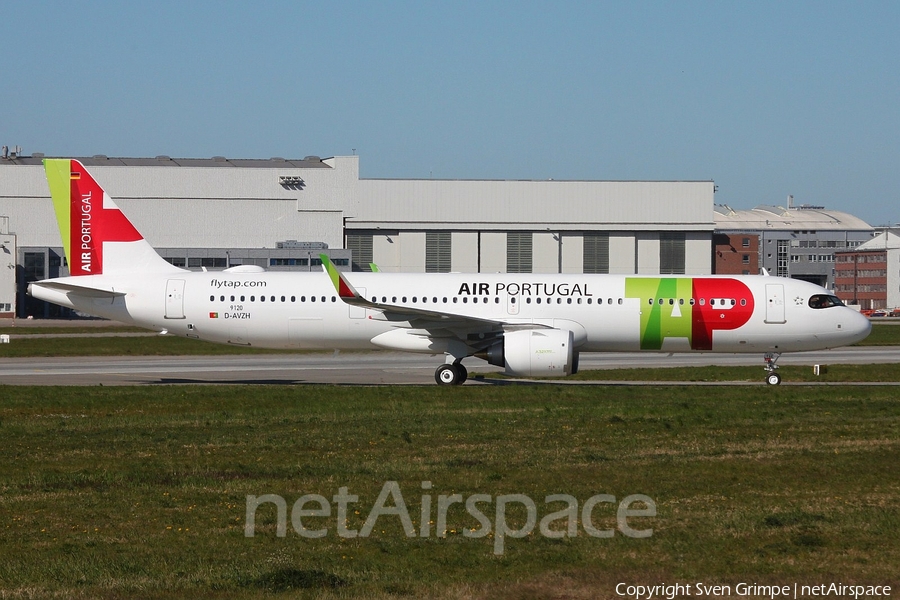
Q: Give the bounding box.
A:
[3,1,898,225]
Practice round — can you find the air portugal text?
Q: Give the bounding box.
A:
[458,282,592,297]
[78,189,94,273]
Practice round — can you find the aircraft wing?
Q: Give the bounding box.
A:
[320,254,503,329]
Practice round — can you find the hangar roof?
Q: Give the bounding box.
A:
[0,155,331,168]
[856,231,900,251]
[714,204,872,231]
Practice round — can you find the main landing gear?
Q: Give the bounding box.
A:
[435,360,468,386]
[764,352,781,385]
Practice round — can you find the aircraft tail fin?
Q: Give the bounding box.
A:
[44,159,182,276]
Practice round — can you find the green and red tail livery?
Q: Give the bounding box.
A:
[45,159,143,276]
[320,253,359,299]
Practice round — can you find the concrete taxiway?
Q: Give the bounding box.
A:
[1,347,899,386]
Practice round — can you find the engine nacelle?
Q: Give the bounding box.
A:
[479,328,577,377]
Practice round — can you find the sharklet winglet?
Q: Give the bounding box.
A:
[320,254,359,299]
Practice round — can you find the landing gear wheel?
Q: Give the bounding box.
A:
[456,363,468,384]
[435,364,460,386]
[763,352,782,386]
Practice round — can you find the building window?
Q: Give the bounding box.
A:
[776,240,789,277]
[583,233,610,274]
[346,233,374,271]
[269,258,309,266]
[425,232,452,273]
[742,254,750,264]
[507,232,533,273]
[659,232,685,275]
[188,257,227,268]
[24,252,45,281]
[742,237,750,248]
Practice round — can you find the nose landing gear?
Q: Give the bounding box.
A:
[764,352,781,385]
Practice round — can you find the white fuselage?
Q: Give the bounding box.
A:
[30,270,872,355]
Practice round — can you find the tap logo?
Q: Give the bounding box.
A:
[625,278,755,351]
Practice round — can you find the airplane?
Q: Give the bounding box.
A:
[28,159,871,385]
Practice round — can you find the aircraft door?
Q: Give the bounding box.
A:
[764,284,786,324]
[165,279,186,319]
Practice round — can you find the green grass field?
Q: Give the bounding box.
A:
[1,385,898,598]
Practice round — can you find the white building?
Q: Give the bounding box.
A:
[1,153,715,317]
[0,216,15,318]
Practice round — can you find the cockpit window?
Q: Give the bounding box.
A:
[808,294,844,309]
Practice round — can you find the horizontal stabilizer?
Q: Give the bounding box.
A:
[30,280,126,298]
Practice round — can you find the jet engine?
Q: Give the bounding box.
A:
[477,328,577,377]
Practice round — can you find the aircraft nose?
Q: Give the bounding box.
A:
[844,309,872,345]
